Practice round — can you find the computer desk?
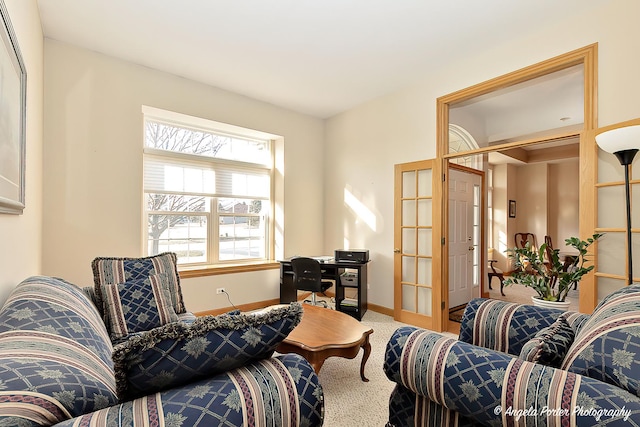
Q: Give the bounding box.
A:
[279,258,369,321]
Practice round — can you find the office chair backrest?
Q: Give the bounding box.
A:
[291,257,323,293]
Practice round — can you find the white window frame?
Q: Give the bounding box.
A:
[142,106,278,268]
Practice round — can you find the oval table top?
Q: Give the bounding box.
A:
[283,303,373,351]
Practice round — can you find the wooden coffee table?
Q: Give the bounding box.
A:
[276,304,374,381]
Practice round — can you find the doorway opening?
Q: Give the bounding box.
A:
[436,44,597,332]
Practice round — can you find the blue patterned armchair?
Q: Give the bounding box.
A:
[0,274,324,427]
[384,286,640,426]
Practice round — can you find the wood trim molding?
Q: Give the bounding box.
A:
[436,44,598,323]
[179,261,280,279]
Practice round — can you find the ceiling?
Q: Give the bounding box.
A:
[36,0,606,119]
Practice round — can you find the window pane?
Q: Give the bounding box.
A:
[403,171,416,198]
[144,155,270,198]
[218,198,265,214]
[146,194,209,212]
[148,214,207,264]
[219,215,265,261]
[145,120,270,165]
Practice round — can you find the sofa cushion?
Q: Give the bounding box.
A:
[0,276,117,425]
[52,354,324,427]
[519,314,574,368]
[101,274,179,340]
[112,303,303,400]
[92,252,186,319]
[562,283,640,396]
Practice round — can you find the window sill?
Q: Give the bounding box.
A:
[178,260,280,278]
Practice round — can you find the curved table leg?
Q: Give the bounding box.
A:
[359,335,372,382]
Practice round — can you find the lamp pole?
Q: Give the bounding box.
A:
[595,124,640,287]
[614,149,638,286]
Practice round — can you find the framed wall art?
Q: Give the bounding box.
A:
[0,0,26,214]
[509,199,516,218]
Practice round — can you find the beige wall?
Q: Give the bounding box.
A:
[515,163,549,242]
[510,160,580,253]
[0,0,43,303]
[325,0,640,309]
[42,41,325,312]
[549,160,580,245]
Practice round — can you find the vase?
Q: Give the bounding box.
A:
[531,297,571,311]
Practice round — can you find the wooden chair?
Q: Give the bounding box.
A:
[515,232,537,249]
[514,232,538,274]
[488,259,505,296]
[544,235,577,290]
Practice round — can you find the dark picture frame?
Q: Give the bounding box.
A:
[0,0,26,214]
[509,200,516,218]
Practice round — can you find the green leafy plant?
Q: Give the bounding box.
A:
[503,233,604,302]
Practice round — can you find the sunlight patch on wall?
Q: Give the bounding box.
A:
[344,188,376,232]
[498,230,508,256]
[343,237,350,250]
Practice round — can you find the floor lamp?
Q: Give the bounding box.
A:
[595,124,640,286]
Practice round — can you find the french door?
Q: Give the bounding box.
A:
[393,159,443,329]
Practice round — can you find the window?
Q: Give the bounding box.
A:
[143,107,274,266]
[448,124,481,170]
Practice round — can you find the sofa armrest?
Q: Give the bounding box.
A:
[52,354,324,427]
[384,326,640,425]
[458,298,573,355]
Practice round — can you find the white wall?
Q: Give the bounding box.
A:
[324,0,640,310]
[0,0,43,304]
[42,40,325,312]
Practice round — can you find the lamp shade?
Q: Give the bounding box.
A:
[595,125,640,154]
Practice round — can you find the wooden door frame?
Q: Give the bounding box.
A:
[435,44,598,330]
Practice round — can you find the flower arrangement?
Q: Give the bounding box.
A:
[503,233,603,302]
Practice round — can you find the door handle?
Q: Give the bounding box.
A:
[468,246,475,251]
[394,248,401,253]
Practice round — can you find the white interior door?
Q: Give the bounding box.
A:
[448,169,481,308]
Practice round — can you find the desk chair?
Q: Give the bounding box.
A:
[291,257,333,307]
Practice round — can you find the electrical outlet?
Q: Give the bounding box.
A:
[216,287,226,295]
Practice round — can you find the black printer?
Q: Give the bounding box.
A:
[334,249,369,263]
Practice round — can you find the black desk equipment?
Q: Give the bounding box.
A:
[279,257,369,320]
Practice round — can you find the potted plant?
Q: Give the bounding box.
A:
[503,233,604,309]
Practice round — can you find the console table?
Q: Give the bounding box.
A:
[279,258,369,320]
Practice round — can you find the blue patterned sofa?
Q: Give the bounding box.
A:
[384,285,640,426]
[0,275,324,426]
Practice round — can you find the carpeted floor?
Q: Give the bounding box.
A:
[296,300,456,426]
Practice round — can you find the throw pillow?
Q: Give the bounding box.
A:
[519,315,574,368]
[561,284,640,396]
[92,252,186,319]
[112,302,303,400]
[101,274,179,340]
